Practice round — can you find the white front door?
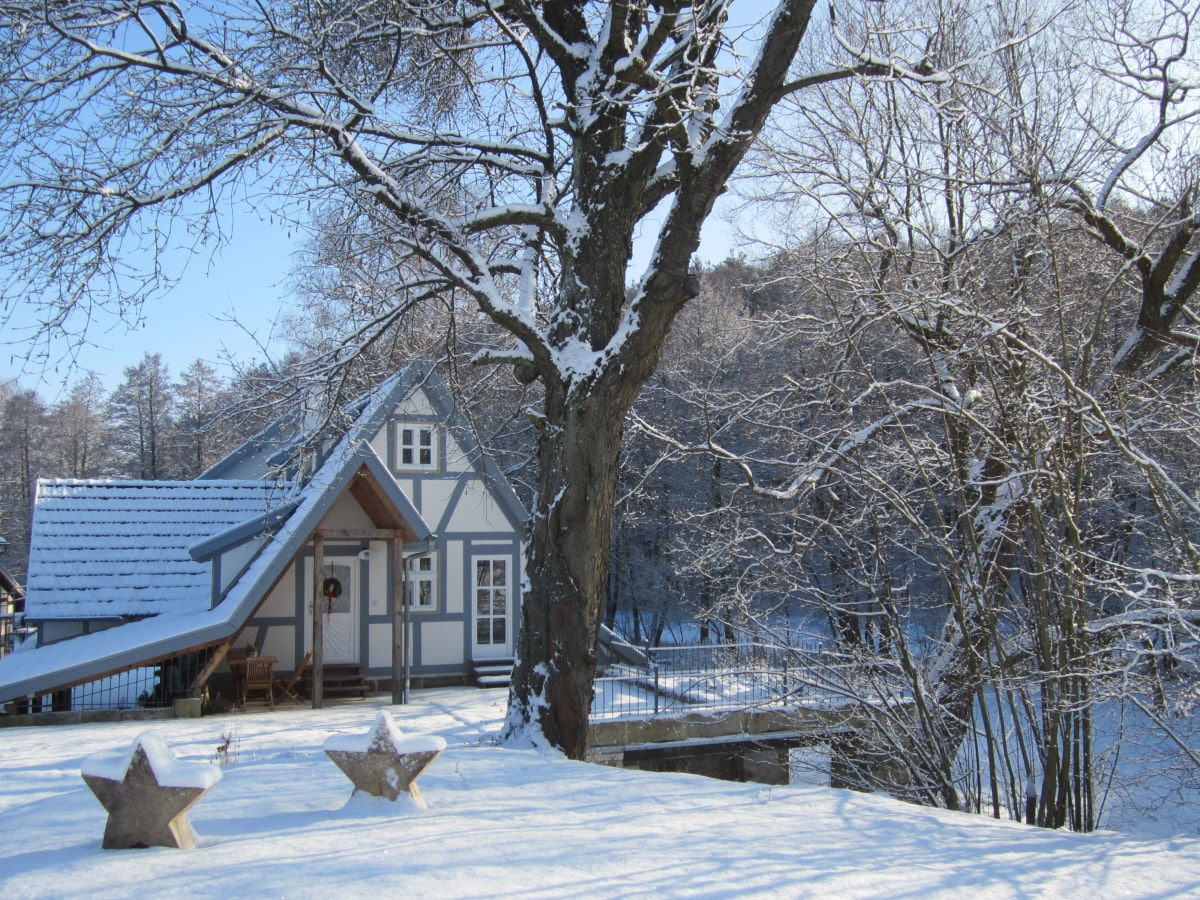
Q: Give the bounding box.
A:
[472,556,512,660]
[304,559,359,664]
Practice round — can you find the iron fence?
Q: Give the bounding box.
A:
[591,639,857,719]
[21,648,218,712]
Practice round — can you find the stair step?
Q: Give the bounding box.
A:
[476,674,512,688]
[474,664,514,676]
[472,659,514,689]
[306,664,370,697]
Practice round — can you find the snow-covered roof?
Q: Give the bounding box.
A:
[0,441,432,704]
[0,605,236,699]
[26,480,288,620]
[200,368,410,482]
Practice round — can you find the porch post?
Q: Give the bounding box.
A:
[190,640,234,700]
[391,538,406,705]
[312,533,325,709]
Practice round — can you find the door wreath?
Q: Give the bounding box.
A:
[322,576,343,617]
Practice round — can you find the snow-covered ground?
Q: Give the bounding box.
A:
[1,688,1197,899]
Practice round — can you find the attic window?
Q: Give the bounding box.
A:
[397,423,437,470]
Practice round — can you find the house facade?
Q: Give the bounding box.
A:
[0,550,23,659]
[205,366,527,685]
[0,361,527,709]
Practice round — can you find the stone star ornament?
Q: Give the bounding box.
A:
[81,732,222,849]
[324,710,446,806]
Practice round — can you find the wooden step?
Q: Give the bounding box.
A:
[473,659,514,689]
[307,664,370,698]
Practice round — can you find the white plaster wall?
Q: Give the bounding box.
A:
[420,480,457,524]
[446,539,464,614]
[368,540,389,615]
[256,565,296,617]
[369,622,392,669]
[369,426,388,461]
[395,390,435,417]
[445,480,513,533]
[260,625,296,669]
[420,620,464,666]
[443,431,470,471]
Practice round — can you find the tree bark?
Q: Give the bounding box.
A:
[506,376,644,757]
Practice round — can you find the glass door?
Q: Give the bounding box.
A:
[472,557,510,659]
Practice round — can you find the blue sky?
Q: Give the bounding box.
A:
[1,199,743,400]
[1,216,299,398]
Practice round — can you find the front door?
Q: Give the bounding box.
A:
[304,559,359,664]
[472,556,512,660]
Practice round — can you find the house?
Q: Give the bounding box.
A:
[0,361,527,711]
[0,539,25,659]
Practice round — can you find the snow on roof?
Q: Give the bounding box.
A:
[0,442,424,703]
[26,479,289,620]
[0,603,236,699]
[201,367,412,482]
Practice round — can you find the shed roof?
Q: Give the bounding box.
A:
[26,480,288,620]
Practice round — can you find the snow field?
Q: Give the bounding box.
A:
[0,688,1197,899]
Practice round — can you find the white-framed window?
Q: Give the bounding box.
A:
[396,422,437,470]
[473,557,509,647]
[405,554,437,610]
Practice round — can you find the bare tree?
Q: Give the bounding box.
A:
[107,352,175,479]
[696,0,1200,828]
[173,359,234,477]
[0,385,46,579]
[0,0,928,756]
[46,373,111,478]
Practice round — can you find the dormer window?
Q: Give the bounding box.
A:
[397,422,437,470]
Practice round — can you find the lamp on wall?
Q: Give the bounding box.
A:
[358,548,372,561]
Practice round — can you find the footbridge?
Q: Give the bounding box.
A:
[586,640,893,785]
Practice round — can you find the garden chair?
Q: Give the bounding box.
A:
[240,656,276,708]
[274,651,312,704]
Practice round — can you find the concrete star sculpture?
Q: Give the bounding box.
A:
[81,732,222,849]
[324,710,446,807]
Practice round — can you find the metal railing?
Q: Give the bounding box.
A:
[18,648,218,712]
[591,639,852,719]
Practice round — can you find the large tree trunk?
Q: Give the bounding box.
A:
[505,375,643,757]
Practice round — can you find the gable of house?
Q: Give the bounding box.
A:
[232,363,528,681]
